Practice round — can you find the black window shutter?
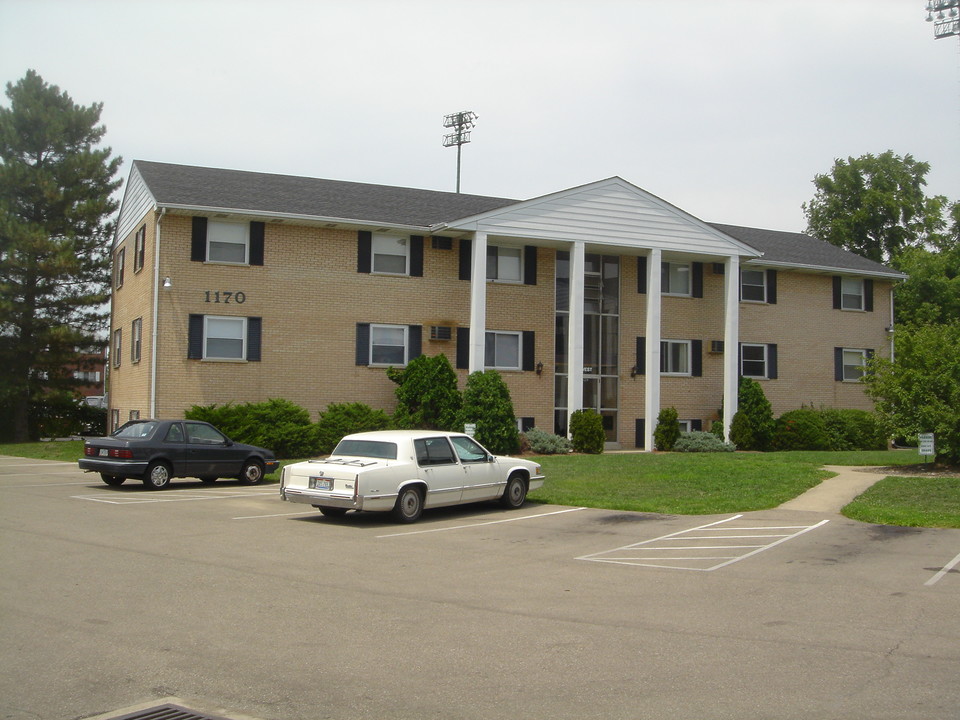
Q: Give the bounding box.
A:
[408,325,422,360]
[356,323,370,365]
[864,279,874,312]
[866,348,875,360]
[357,231,372,273]
[247,317,262,361]
[191,217,207,262]
[459,239,472,280]
[188,315,204,359]
[767,343,778,379]
[834,347,844,381]
[456,327,470,369]
[767,269,777,304]
[249,222,265,266]
[738,342,743,376]
[410,236,424,277]
[524,246,538,285]
[636,337,646,375]
[520,417,535,432]
[635,419,645,449]
[691,419,703,432]
[832,276,842,309]
[522,331,535,371]
[691,339,703,377]
[637,256,647,294]
[692,262,704,298]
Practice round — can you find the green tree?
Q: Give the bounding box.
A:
[388,354,462,430]
[892,241,960,326]
[569,408,605,454]
[729,377,775,451]
[653,406,681,451]
[862,322,960,465]
[461,370,519,454]
[803,151,948,263]
[0,70,121,441]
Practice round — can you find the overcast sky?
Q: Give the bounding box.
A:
[1,0,958,233]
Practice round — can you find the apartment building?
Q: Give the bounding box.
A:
[107,161,903,448]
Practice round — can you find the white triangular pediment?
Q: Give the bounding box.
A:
[444,177,760,258]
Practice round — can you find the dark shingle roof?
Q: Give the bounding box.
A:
[134,160,518,228]
[710,223,903,278]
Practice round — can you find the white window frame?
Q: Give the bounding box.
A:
[740,269,767,303]
[131,317,142,364]
[842,348,868,382]
[660,339,691,375]
[207,220,250,265]
[203,316,247,361]
[486,245,523,283]
[112,329,122,368]
[741,343,769,379]
[841,277,864,311]
[369,324,409,366]
[485,330,522,370]
[371,234,410,275]
[661,262,691,296]
[679,420,692,433]
[115,247,125,289]
[134,225,146,273]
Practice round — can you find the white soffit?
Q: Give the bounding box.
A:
[444,177,761,258]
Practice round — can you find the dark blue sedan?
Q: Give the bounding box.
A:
[79,419,279,489]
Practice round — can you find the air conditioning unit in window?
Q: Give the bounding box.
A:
[430,326,452,341]
[710,340,724,353]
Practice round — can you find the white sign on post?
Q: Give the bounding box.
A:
[918,433,935,457]
[464,423,477,437]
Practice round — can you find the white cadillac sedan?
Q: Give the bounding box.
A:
[280,430,545,523]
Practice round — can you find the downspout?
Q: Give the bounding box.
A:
[889,285,896,364]
[149,207,166,418]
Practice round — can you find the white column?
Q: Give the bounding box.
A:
[565,241,586,434]
[468,231,488,374]
[643,249,662,452]
[723,254,740,442]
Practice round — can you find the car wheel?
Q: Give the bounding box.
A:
[500,473,528,509]
[143,462,172,489]
[319,507,347,518]
[100,474,124,487]
[392,485,424,523]
[199,476,218,484]
[238,459,264,485]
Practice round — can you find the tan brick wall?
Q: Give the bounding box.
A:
[109,211,894,447]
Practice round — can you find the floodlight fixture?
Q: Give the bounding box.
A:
[442,111,478,193]
[925,0,959,39]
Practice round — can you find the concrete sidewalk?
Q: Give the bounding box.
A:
[778,465,889,513]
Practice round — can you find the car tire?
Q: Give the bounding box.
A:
[238,459,264,485]
[392,485,424,523]
[143,462,172,489]
[500,473,528,509]
[319,507,347,518]
[100,474,124,487]
[199,476,218,484]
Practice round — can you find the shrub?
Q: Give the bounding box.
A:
[653,407,681,451]
[729,378,775,451]
[673,431,736,452]
[569,408,605,454]
[186,398,319,458]
[316,402,391,454]
[821,408,887,451]
[388,354,462,430]
[462,370,519,454]
[523,427,572,455]
[772,408,831,451]
[710,420,725,439]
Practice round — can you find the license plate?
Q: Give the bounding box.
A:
[309,477,333,490]
[99,449,108,457]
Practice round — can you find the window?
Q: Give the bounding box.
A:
[741,343,768,378]
[131,318,142,363]
[415,437,457,466]
[185,422,228,444]
[164,423,185,442]
[207,220,249,264]
[129,410,140,421]
[838,348,870,381]
[450,435,490,463]
[111,409,120,432]
[114,247,125,289]
[485,331,521,370]
[113,329,122,368]
[370,324,408,365]
[134,225,146,272]
[204,316,246,360]
[372,235,409,274]
[661,262,691,295]
[660,340,690,375]
[741,269,767,302]
[841,277,864,310]
[487,245,523,282]
[74,370,101,383]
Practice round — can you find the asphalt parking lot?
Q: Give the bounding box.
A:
[1,456,958,720]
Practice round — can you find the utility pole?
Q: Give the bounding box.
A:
[442,111,477,193]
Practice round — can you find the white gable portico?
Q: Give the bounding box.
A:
[439,177,761,450]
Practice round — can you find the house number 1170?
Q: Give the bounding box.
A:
[204,291,246,304]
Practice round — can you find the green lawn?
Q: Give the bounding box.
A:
[842,475,960,528]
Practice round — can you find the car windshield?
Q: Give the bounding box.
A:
[111,421,159,439]
[332,439,398,460]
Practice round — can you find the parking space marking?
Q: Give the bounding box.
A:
[577,514,829,571]
[377,506,588,538]
[924,549,960,586]
[72,488,277,505]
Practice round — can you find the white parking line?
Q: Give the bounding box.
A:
[577,515,829,571]
[377,506,588,538]
[73,488,276,504]
[924,549,960,586]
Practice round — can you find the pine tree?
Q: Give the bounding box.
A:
[0,70,122,441]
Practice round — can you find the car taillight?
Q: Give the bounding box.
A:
[84,447,96,456]
[109,449,133,459]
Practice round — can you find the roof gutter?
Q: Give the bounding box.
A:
[742,258,907,280]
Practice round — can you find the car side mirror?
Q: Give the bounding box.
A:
[487,454,495,463]
[225,439,234,447]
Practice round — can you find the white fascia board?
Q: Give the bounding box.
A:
[744,258,907,280]
[157,203,432,233]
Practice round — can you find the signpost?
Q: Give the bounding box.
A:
[918,433,936,463]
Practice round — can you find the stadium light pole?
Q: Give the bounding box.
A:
[925,0,960,40]
[442,111,477,193]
